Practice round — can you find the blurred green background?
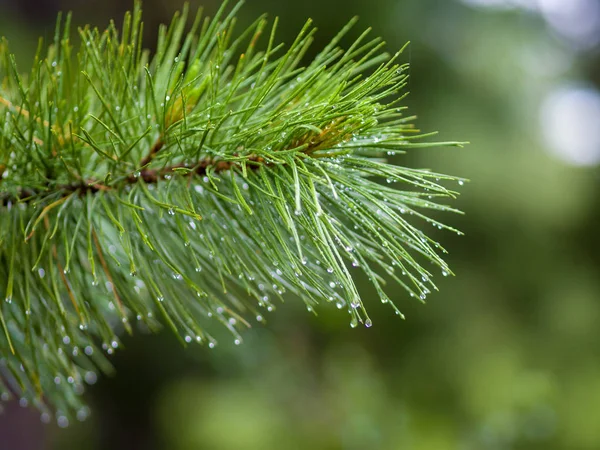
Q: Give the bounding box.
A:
[1,0,600,448]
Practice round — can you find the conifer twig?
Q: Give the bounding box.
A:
[0,1,466,422]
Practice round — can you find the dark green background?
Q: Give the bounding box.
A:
[1,0,599,448]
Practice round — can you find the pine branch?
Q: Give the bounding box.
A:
[0,1,466,423]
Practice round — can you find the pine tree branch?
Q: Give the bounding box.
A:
[0,0,466,422]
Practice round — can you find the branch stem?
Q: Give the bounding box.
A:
[0,155,264,206]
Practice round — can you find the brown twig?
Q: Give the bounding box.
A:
[0,116,343,207]
[139,138,165,168]
[0,155,265,206]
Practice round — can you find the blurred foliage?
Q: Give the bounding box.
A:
[1,0,599,449]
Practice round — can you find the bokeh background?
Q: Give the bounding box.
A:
[1,0,600,448]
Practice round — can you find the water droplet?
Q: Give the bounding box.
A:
[184,335,192,343]
[350,317,358,328]
[365,319,373,328]
[57,416,69,428]
[76,407,90,422]
[458,180,464,186]
[234,339,241,345]
[351,301,360,309]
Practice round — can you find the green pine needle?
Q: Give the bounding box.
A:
[0,1,465,423]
